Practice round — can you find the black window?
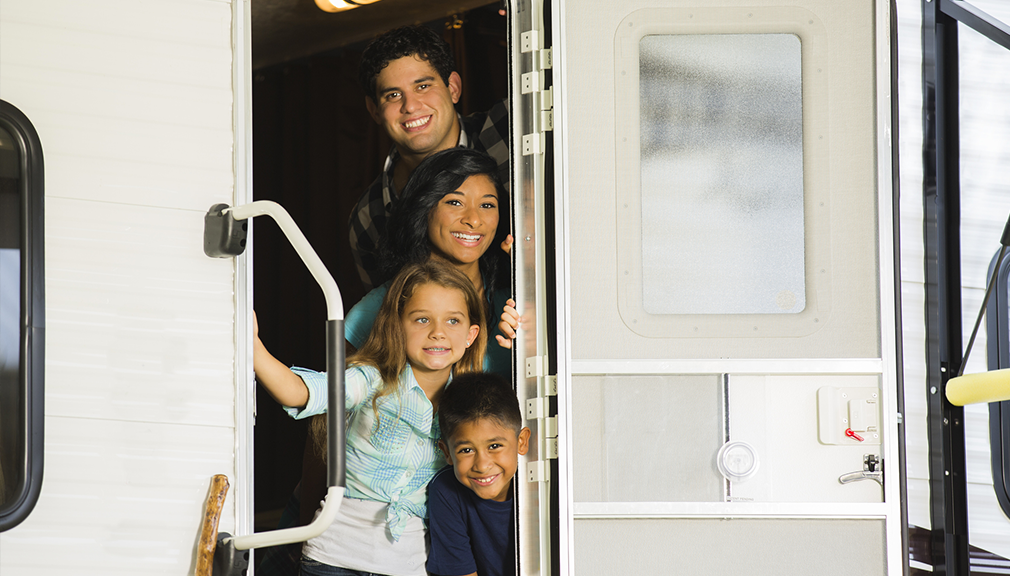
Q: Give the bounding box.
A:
[0,99,44,532]
[986,249,1010,519]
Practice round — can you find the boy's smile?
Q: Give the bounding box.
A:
[440,418,531,502]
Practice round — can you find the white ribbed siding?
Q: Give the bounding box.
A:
[0,0,243,574]
[896,0,1010,560]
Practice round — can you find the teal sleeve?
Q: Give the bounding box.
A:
[284,365,376,419]
[485,288,513,377]
[345,283,389,349]
[284,367,329,419]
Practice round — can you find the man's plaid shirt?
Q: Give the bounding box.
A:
[348,99,510,290]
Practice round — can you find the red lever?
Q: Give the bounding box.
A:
[845,428,865,442]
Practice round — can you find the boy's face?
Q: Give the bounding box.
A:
[440,418,530,502]
[365,55,462,162]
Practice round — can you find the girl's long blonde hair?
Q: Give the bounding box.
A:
[310,261,488,458]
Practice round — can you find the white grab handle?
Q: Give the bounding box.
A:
[228,486,345,550]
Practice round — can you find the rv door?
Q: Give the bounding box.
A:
[510,0,904,574]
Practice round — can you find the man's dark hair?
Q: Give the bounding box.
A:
[439,372,522,444]
[359,25,457,102]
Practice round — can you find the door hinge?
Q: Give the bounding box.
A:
[526,390,559,483]
[520,29,553,156]
[525,354,552,378]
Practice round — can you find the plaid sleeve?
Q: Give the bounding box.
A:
[348,177,387,292]
[477,98,510,187]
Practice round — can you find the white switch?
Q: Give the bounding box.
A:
[849,398,879,432]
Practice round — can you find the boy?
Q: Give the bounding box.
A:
[428,372,531,576]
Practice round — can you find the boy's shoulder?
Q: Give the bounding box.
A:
[427,467,514,576]
[429,465,464,500]
[428,466,514,522]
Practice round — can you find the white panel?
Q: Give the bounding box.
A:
[895,0,925,288]
[557,0,898,573]
[571,375,723,503]
[0,0,239,572]
[0,0,234,211]
[0,416,236,575]
[728,375,883,503]
[564,0,881,361]
[574,518,885,575]
[44,197,236,426]
[900,282,930,484]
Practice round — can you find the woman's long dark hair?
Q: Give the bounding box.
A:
[380,147,510,326]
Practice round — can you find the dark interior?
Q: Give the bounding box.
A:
[249,0,509,557]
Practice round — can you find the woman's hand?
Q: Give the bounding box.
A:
[496,298,521,350]
[500,233,514,256]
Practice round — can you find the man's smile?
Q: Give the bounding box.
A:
[403,115,432,130]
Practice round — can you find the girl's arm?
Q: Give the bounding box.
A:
[253,312,309,408]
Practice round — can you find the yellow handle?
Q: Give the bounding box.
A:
[945,368,1010,406]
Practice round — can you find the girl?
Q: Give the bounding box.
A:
[346,147,520,377]
[254,261,488,576]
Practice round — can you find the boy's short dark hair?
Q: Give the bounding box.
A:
[439,372,522,443]
[358,25,457,102]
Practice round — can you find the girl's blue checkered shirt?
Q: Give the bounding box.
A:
[287,364,447,541]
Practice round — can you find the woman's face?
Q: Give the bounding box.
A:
[427,174,499,267]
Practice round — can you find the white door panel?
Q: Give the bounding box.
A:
[525,0,903,574]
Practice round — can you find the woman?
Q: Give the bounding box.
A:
[345,147,517,375]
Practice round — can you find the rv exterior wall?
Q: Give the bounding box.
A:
[0,0,240,573]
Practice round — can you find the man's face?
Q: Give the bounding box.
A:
[366,55,462,161]
[440,418,530,502]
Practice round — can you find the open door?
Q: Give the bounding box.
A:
[512,0,905,573]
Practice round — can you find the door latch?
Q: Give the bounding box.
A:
[839,454,883,487]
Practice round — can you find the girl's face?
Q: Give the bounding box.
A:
[427,174,499,267]
[400,283,480,379]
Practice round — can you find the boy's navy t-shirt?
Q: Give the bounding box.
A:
[426,466,515,576]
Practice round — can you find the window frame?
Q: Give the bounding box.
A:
[0,99,45,533]
[986,250,1010,521]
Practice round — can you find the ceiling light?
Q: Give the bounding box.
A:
[314,0,380,13]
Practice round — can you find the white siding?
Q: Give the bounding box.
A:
[896,0,1010,560]
[0,0,240,574]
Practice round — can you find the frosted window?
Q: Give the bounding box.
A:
[639,34,805,315]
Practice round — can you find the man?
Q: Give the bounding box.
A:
[349,24,510,291]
